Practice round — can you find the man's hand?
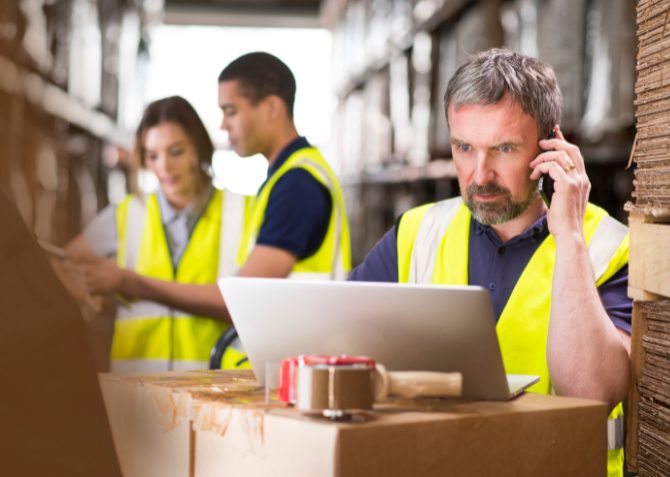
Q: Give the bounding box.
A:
[532,128,630,411]
[529,126,591,240]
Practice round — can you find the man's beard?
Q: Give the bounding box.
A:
[464,182,537,225]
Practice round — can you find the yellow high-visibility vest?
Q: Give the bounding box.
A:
[236,146,352,280]
[397,197,628,477]
[112,189,247,372]
[214,147,353,371]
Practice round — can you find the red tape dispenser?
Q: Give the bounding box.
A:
[279,355,376,419]
[278,355,462,420]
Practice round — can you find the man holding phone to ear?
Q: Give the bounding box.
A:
[350,48,630,477]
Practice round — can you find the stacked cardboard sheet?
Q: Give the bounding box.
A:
[637,300,670,476]
[631,0,670,217]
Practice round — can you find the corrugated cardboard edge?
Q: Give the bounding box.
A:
[624,201,670,221]
[99,374,194,477]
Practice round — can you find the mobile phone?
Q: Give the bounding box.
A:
[538,173,554,206]
[538,128,556,206]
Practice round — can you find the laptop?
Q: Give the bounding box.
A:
[218,277,539,401]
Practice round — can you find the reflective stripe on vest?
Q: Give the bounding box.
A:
[608,412,624,451]
[112,189,246,372]
[219,190,247,277]
[397,197,628,476]
[236,146,352,281]
[607,405,625,477]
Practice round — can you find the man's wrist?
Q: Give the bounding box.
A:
[553,228,585,248]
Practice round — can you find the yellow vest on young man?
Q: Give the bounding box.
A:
[217,146,352,370]
[236,146,352,280]
[111,189,246,373]
[396,197,628,477]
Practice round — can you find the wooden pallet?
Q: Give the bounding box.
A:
[628,213,670,301]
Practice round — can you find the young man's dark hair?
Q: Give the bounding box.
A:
[218,52,297,118]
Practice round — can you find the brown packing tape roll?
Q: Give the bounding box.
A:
[296,365,375,413]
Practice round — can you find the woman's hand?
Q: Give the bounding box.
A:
[81,258,130,297]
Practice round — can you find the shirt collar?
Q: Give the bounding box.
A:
[267,136,311,178]
[156,184,214,224]
[473,214,548,245]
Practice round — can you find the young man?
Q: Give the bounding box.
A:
[350,48,630,477]
[210,52,351,367]
[218,52,351,282]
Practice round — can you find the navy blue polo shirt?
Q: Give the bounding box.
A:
[255,137,332,259]
[349,212,632,333]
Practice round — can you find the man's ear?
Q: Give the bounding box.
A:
[265,95,286,122]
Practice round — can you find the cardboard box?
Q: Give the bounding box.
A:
[99,371,250,477]
[100,370,608,477]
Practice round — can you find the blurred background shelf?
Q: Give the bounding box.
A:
[164,0,322,27]
[0,0,156,246]
[0,54,131,146]
[0,0,639,266]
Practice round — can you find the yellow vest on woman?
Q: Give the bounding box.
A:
[397,197,628,477]
[112,189,246,372]
[236,146,352,280]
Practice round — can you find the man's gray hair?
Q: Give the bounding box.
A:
[444,48,562,138]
